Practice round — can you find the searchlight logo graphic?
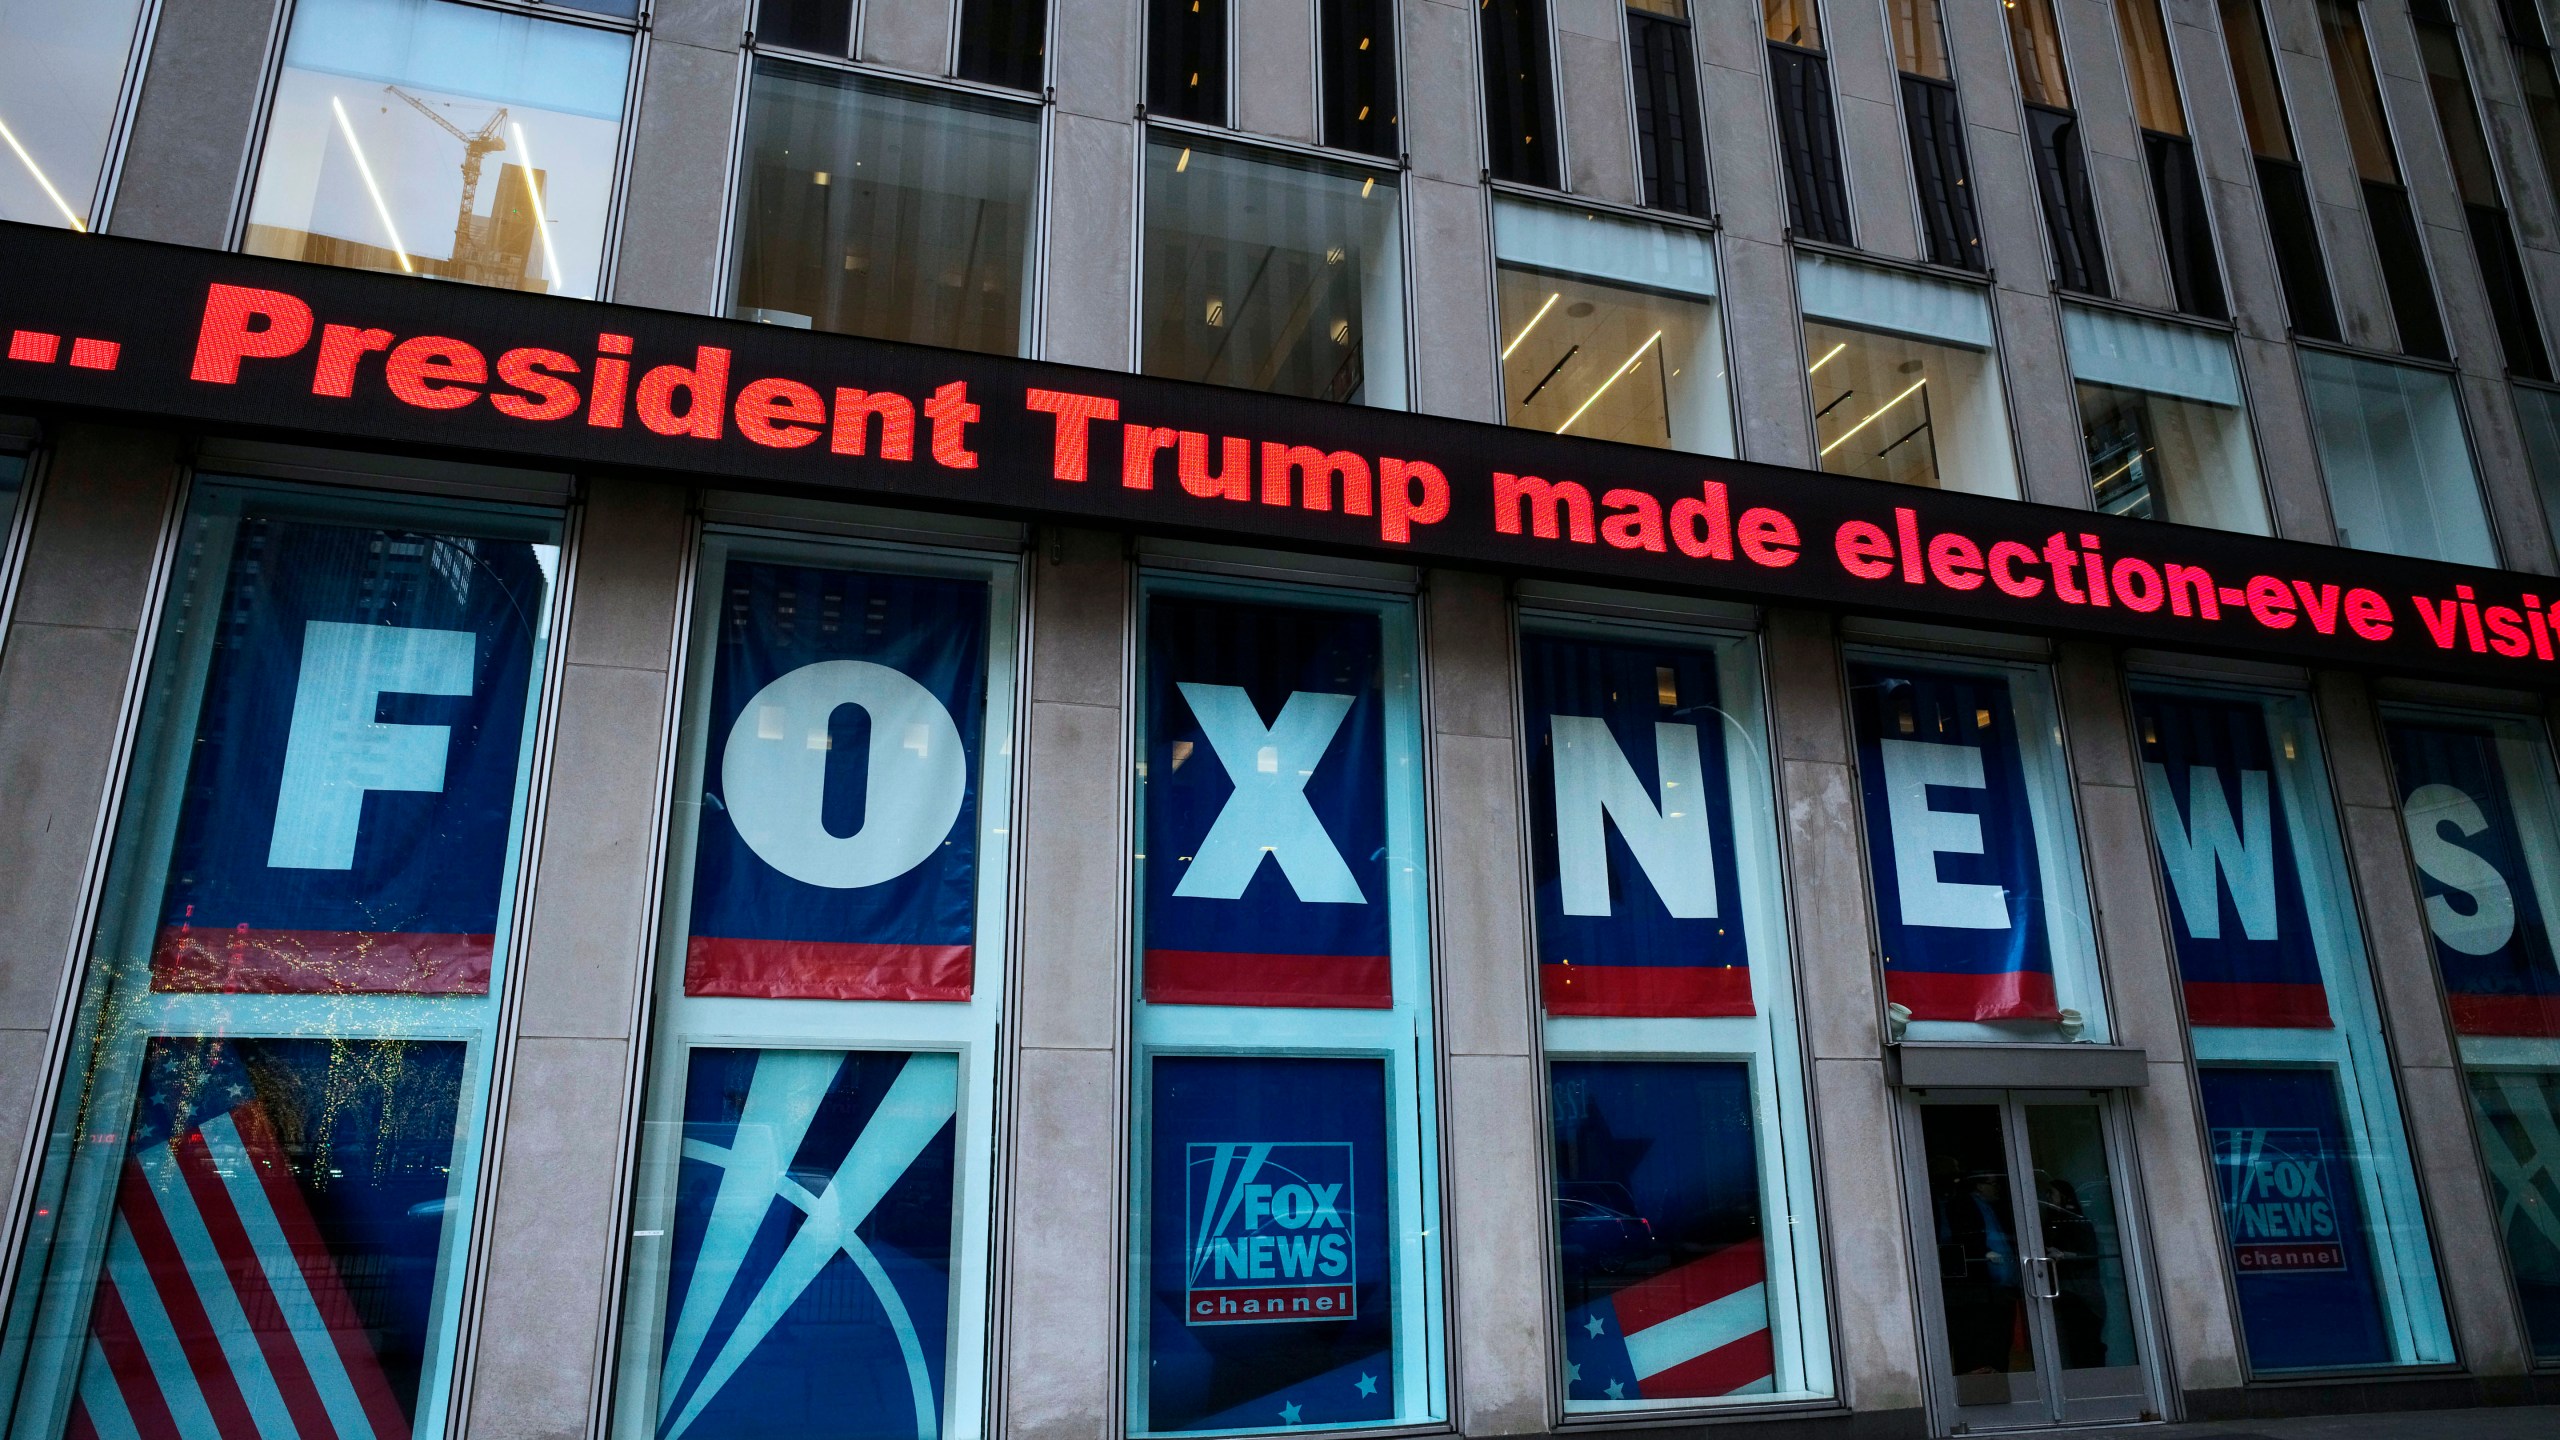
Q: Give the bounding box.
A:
[2213,1126,2348,1273]
[1185,1142,1356,1326]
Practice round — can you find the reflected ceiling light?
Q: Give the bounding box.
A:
[331,95,413,274]
[1176,146,1191,172]
[1361,175,1375,197]
[1501,291,1559,360]
[1819,377,1927,456]
[1806,341,1845,374]
[1558,329,1663,435]
[0,111,84,231]
[510,122,565,289]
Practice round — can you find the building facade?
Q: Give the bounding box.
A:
[1,0,2559,1437]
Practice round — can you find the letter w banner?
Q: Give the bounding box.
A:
[1849,664,2058,1022]
[1523,635,1752,1017]
[684,560,988,1001]
[1143,596,1392,1007]
[2130,691,2332,1028]
[2384,720,2560,1037]
[65,1036,465,1440]
[2200,1066,2392,1370]
[1552,1061,1775,1401]
[152,511,547,995]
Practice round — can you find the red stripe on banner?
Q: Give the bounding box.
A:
[1642,1327,1776,1398]
[230,1104,412,1440]
[64,1400,98,1440]
[684,937,973,1001]
[171,1128,337,1440]
[2183,980,2333,1029]
[89,1279,182,1440]
[114,1160,263,1440]
[1610,1239,1766,1334]
[1885,968,2060,1023]
[1540,963,1753,1018]
[1142,950,1393,1008]
[151,927,491,997]
[2449,992,2560,1037]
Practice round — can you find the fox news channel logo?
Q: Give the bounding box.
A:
[2213,1126,2347,1274]
[1184,1142,1356,1326]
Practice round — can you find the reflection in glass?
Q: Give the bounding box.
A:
[1495,204,1728,454]
[1923,1106,2037,1390]
[2065,306,2267,532]
[244,0,630,298]
[2022,1105,2136,1378]
[2300,350,2494,564]
[0,0,150,229]
[2467,1068,2560,1359]
[731,64,1039,354]
[1806,322,2014,495]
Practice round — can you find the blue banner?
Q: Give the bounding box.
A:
[658,1048,958,1440]
[1143,596,1392,1008]
[1146,1056,1394,1432]
[2200,1066,2390,1371]
[2385,719,2560,1037]
[1847,663,2057,1022]
[686,560,989,1001]
[1551,1061,1773,1401]
[152,511,547,995]
[1523,636,1751,1017]
[2129,691,2331,1028]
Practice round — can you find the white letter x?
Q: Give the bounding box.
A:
[1172,682,1365,903]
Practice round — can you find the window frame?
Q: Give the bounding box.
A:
[0,0,164,234]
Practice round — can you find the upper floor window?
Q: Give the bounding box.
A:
[1626,0,1707,216]
[1494,199,1731,453]
[1483,0,1560,186]
[1801,254,2018,497]
[2412,0,2550,379]
[2113,0,2225,318]
[2064,304,2268,533]
[1149,0,1228,125]
[1765,0,1852,244]
[1886,0,1982,269]
[1322,0,1400,157]
[960,0,1049,89]
[2299,349,2495,564]
[2216,0,2338,338]
[0,0,152,231]
[2000,0,2106,293]
[2316,0,2448,359]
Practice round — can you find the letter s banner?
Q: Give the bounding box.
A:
[1849,665,2058,1022]
[2200,1067,2392,1370]
[151,511,549,996]
[2384,721,2560,1037]
[2130,691,2332,1029]
[686,561,988,1001]
[1523,635,1751,1017]
[1142,596,1392,1007]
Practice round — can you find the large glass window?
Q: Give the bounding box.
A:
[2063,304,2269,533]
[1129,576,1443,1434]
[1846,643,2105,1043]
[243,0,631,299]
[611,529,1019,1440]
[2382,704,2560,1360]
[1800,254,2018,497]
[0,0,151,230]
[2131,682,2452,1372]
[1521,606,1832,1411]
[1495,200,1731,455]
[730,63,1040,355]
[0,478,561,1440]
[2298,349,2496,565]
[1142,138,1407,408]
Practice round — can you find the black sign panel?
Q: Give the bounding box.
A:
[1,221,2557,686]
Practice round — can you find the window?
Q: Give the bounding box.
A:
[2217,0,2337,339]
[1887,0,1982,269]
[242,0,630,299]
[2132,683,2453,1372]
[959,0,1048,89]
[2380,705,2560,1360]
[2114,0,2225,318]
[1495,199,1732,454]
[0,478,560,1440]
[1129,577,1444,1435]
[730,63,1040,355]
[1846,645,2104,1043]
[2001,0,2107,294]
[1627,0,1708,216]
[1482,0,1560,186]
[1321,0,1399,158]
[1764,0,1852,245]
[0,0,151,230]
[2512,382,2560,546]
[2298,349,2495,565]
[610,530,1019,1440]
[1800,254,2018,497]
[2500,0,2560,231]
[1142,138,1406,407]
[2063,304,2269,533]
[1521,608,1832,1410]
[1150,0,1228,124]
[2413,0,2550,379]
[760,0,853,55]
[2317,0,2448,359]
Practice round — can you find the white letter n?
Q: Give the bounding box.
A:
[1552,716,1717,918]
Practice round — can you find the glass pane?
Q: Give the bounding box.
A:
[2466,1068,2560,1359]
[2021,1106,2137,1374]
[2078,382,2269,533]
[0,0,150,229]
[1765,0,1823,49]
[2004,0,2072,109]
[731,64,1039,355]
[1921,1106,2040,1397]
[761,0,854,55]
[1142,139,1406,407]
[2384,715,2560,1038]
[958,0,1048,89]
[1807,321,2018,497]
[1148,0,1228,124]
[2219,0,2297,161]
[2319,0,2405,184]
[1499,269,1730,454]
[2514,46,2560,221]
[2299,349,2496,565]
[1552,1062,1774,1402]
[1481,0,1561,186]
[2417,19,2504,209]
[0,482,558,1440]
[243,0,631,299]
[2115,0,2186,135]
[1320,0,1399,158]
[2515,383,2560,546]
[1888,0,1954,79]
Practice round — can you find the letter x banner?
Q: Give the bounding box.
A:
[2385,719,2560,1037]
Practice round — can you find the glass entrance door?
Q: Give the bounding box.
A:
[1913,1092,2155,1432]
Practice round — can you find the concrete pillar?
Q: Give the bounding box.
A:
[862,0,960,75]
[1695,0,1815,467]
[2057,0,2180,309]
[613,1,751,314]
[105,0,280,246]
[463,476,692,1437]
[1044,0,1143,370]
[1552,0,1640,202]
[2260,0,2400,350]
[1237,0,1321,144]
[1404,0,1499,422]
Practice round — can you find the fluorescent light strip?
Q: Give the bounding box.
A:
[0,111,85,231]
[509,122,565,290]
[1557,330,1664,435]
[331,95,413,274]
[1819,377,1927,456]
[1806,341,1845,374]
[1502,292,1559,360]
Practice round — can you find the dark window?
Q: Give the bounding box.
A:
[758,0,851,55]
[2319,0,2447,358]
[958,0,1047,90]
[1770,43,1851,242]
[2025,107,2106,294]
[1148,0,1226,124]
[2145,133,2227,319]
[1628,4,1707,215]
[2219,0,2338,339]
[1321,0,1399,156]
[1903,74,1981,269]
[1482,0,1559,185]
[2414,1,2549,377]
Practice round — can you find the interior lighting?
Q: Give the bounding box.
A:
[331,95,413,274]
[1819,377,1927,455]
[0,112,84,231]
[1558,330,1664,434]
[1502,291,1560,359]
[510,122,565,290]
[1176,146,1191,172]
[1806,341,1845,373]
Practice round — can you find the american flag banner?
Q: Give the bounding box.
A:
[1562,1241,1774,1401]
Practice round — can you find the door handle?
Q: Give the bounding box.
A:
[2029,1255,2060,1300]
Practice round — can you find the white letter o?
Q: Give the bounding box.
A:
[721,660,968,889]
